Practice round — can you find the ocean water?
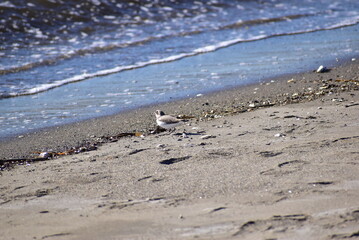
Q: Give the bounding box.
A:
[0,0,359,138]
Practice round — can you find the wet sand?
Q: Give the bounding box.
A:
[0,59,359,239]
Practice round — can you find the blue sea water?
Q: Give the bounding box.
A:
[0,0,359,138]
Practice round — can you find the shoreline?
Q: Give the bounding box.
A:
[1,23,359,142]
[0,58,358,161]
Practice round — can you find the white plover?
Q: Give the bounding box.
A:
[155,110,184,130]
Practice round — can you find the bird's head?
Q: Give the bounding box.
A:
[155,110,165,118]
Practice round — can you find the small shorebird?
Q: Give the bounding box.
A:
[155,110,184,130]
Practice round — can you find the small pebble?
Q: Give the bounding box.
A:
[200,135,216,139]
[39,152,50,158]
[274,133,286,138]
[316,65,327,73]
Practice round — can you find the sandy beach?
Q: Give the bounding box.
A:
[1,59,359,239]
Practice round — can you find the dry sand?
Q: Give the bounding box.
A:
[0,60,359,239]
